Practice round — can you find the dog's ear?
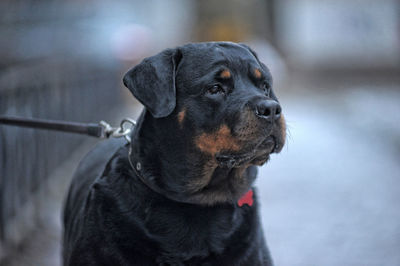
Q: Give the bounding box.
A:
[123,48,182,118]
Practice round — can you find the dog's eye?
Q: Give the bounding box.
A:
[207,85,225,95]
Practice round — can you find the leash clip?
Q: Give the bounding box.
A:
[99,118,136,143]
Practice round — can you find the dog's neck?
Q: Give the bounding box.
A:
[129,110,257,205]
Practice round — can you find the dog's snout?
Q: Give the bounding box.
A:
[255,100,281,121]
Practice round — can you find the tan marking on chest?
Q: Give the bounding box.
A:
[220,69,231,79]
[195,125,240,155]
[178,108,186,125]
[254,68,262,79]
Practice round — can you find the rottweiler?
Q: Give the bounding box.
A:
[63,42,286,265]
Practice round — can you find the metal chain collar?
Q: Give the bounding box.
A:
[99,118,136,143]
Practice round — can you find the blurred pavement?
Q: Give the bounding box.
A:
[259,79,400,266]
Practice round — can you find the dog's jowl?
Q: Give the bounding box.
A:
[63,42,286,266]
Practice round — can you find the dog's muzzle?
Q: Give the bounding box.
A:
[215,136,276,168]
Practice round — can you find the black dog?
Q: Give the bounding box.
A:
[63,42,286,265]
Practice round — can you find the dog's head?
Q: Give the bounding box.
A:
[123,42,286,205]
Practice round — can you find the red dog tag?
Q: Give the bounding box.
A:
[237,189,253,207]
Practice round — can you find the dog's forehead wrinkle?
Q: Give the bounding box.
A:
[180,43,256,71]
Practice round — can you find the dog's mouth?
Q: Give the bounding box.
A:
[216,136,277,168]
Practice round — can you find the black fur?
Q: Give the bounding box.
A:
[123,49,182,118]
[63,42,285,265]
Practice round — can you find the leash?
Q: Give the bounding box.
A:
[0,115,136,142]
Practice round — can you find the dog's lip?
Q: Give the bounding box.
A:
[216,136,276,168]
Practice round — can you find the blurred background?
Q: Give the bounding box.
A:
[0,0,399,265]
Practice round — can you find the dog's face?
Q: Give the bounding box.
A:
[123,42,286,205]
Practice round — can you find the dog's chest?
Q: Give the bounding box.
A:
[142,200,245,257]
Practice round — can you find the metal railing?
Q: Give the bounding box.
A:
[0,57,123,250]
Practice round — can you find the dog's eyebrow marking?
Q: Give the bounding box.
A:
[253,68,262,79]
[195,124,240,155]
[219,69,231,79]
[178,108,186,125]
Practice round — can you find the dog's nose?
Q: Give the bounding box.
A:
[255,100,281,121]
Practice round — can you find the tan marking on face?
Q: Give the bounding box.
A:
[280,114,287,144]
[177,108,186,125]
[254,68,262,79]
[220,69,231,79]
[195,125,240,155]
